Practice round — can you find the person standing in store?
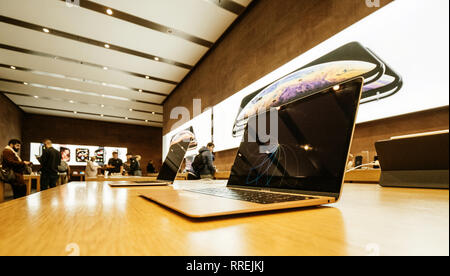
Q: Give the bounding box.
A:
[1,139,31,198]
[105,151,123,175]
[134,155,143,176]
[39,139,61,190]
[146,160,156,174]
[85,156,100,178]
[191,142,216,179]
[125,153,142,176]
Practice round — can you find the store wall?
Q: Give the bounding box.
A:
[0,93,23,149]
[213,107,450,172]
[21,114,163,173]
[163,0,392,134]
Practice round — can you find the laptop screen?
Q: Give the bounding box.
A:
[157,127,195,181]
[227,78,363,198]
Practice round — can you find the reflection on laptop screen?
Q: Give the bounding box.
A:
[227,78,363,198]
[157,127,195,181]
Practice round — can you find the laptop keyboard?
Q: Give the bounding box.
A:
[185,188,317,205]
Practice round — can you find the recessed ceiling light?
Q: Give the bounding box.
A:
[106,8,113,15]
[43,28,50,33]
[154,57,160,61]
[23,82,28,85]
[103,66,108,70]
[101,94,105,97]
[302,145,313,151]
[129,108,133,111]
[138,89,143,93]
[100,114,104,117]
[74,111,77,114]
[33,96,39,99]
[104,44,110,48]
[152,112,155,115]
[125,117,128,120]
[101,104,105,107]
[145,120,148,122]
[102,82,107,86]
[333,85,340,91]
[145,76,150,79]
[10,66,16,70]
[69,100,74,103]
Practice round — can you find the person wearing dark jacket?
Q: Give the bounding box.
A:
[146,160,156,174]
[198,143,216,179]
[39,139,61,190]
[1,139,30,198]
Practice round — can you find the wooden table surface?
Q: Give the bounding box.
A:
[0,181,448,256]
[344,169,381,183]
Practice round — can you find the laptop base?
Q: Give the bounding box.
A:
[108,181,171,187]
[140,188,334,218]
[380,170,449,189]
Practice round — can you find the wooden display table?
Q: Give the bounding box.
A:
[344,169,381,183]
[23,174,41,195]
[215,171,231,180]
[71,173,85,182]
[175,173,188,180]
[0,180,447,256]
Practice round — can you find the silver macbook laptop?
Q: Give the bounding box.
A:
[140,77,363,217]
[109,127,195,187]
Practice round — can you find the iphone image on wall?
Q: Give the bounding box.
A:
[60,147,71,162]
[231,42,395,137]
[360,48,403,103]
[76,148,90,163]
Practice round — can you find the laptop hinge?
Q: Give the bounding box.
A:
[228,185,339,199]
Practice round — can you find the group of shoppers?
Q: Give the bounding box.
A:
[86,151,146,177]
[2,138,218,199]
[1,138,62,199]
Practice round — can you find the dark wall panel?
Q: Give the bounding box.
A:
[0,93,23,148]
[21,114,163,172]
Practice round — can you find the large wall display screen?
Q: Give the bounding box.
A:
[212,0,449,152]
[164,0,449,154]
[30,143,127,166]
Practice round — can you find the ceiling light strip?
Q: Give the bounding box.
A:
[18,104,163,124]
[0,63,168,98]
[1,90,163,116]
[205,0,247,15]
[0,15,193,70]
[0,43,178,85]
[0,77,162,106]
[66,0,214,48]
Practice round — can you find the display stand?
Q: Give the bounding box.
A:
[380,170,449,189]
